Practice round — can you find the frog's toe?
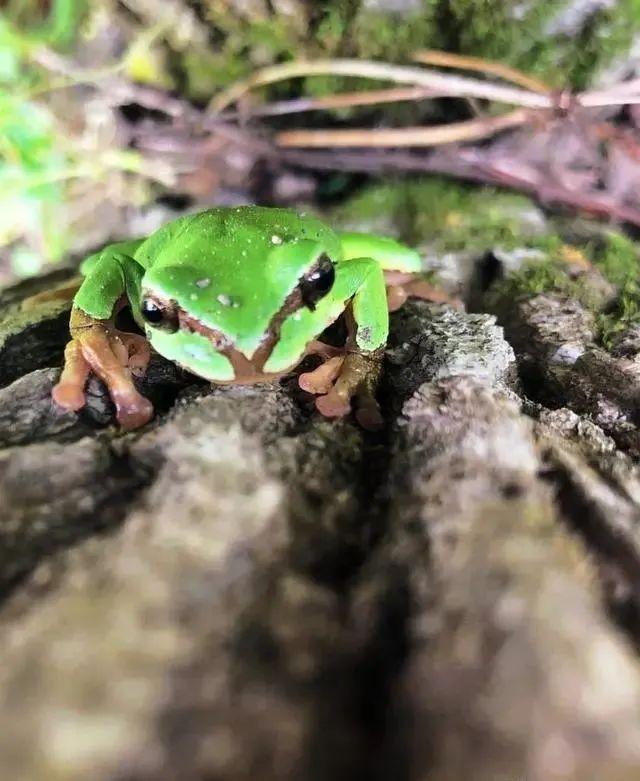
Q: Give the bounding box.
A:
[385,285,408,312]
[52,340,91,412]
[305,340,345,360]
[52,381,87,412]
[299,355,345,395]
[21,277,83,311]
[315,390,352,419]
[315,382,383,431]
[113,392,154,431]
[119,332,152,377]
[406,279,463,308]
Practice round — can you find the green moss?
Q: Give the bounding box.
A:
[182,50,248,96]
[332,178,549,251]
[314,4,354,51]
[191,3,305,97]
[184,0,637,101]
[593,233,640,348]
[593,231,640,286]
[431,0,637,89]
[483,222,640,351]
[349,9,438,60]
[598,281,640,349]
[434,0,560,83]
[486,259,587,315]
[563,1,639,89]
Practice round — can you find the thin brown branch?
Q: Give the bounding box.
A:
[411,50,551,94]
[276,109,530,148]
[221,86,441,119]
[31,43,640,236]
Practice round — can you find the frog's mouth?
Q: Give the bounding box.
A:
[187,284,307,382]
[144,285,308,384]
[178,311,287,383]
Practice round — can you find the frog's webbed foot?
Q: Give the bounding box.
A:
[53,307,153,430]
[384,272,462,312]
[299,347,384,431]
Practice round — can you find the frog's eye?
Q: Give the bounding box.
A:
[140,298,179,332]
[300,254,335,311]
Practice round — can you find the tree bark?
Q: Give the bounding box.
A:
[1,269,640,781]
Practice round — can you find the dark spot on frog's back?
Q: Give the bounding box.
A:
[359,327,372,342]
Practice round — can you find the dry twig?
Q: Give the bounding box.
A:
[410,50,550,94]
[32,43,640,231]
[220,86,440,119]
[276,109,529,148]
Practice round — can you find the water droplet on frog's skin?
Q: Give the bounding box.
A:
[196,278,211,288]
[190,293,198,301]
[271,235,283,245]
[217,294,232,307]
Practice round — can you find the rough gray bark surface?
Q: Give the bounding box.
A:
[2,265,640,781]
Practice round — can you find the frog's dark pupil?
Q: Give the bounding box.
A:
[301,255,335,311]
[141,299,165,324]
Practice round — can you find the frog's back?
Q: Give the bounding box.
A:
[134,206,342,272]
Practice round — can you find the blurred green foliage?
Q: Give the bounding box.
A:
[0,0,86,274]
[0,0,638,283]
[595,233,640,348]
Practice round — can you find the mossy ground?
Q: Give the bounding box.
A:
[592,234,640,348]
[332,176,640,353]
[331,178,549,250]
[485,225,640,350]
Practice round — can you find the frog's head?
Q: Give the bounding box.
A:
[138,235,340,382]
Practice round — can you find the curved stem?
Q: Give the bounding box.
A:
[209,58,553,113]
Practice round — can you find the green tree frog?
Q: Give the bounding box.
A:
[53,206,431,430]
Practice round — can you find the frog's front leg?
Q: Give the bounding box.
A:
[52,246,153,430]
[301,258,388,430]
[53,306,153,430]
